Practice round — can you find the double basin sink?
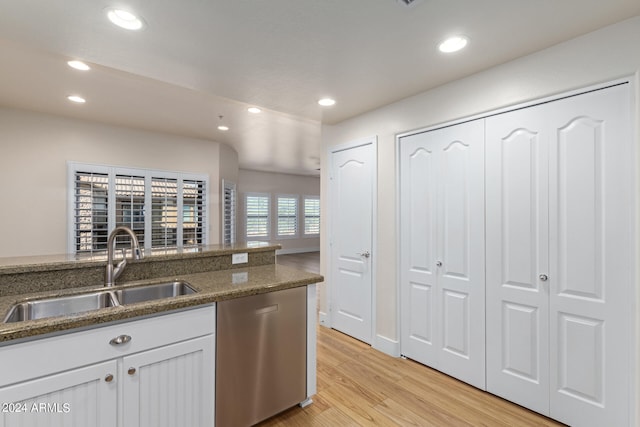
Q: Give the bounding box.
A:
[3,281,196,323]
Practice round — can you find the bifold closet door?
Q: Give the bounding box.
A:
[485,103,551,415]
[400,119,485,389]
[486,83,632,427]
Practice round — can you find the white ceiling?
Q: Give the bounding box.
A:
[0,0,639,175]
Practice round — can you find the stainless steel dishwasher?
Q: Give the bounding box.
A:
[216,286,307,426]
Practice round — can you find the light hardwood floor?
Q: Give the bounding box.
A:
[266,252,564,427]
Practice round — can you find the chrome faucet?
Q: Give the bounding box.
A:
[105,226,143,286]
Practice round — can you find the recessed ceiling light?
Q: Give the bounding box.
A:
[217,125,229,131]
[247,107,261,114]
[438,36,469,53]
[107,8,144,30]
[67,95,86,104]
[318,98,336,107]
[67,60,90,71]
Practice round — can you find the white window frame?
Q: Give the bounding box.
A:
[303,195,320,237]
[276,194,299,239]
[245,192,270,240]
[67,162,209,255]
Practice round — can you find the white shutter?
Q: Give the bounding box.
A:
[69,163,208,255]
[182,179,206,247]
[246,194,270,238]
[73,171,109,254]
[277,196,298,237]
[222,181,236,245]
[303,196,320,235]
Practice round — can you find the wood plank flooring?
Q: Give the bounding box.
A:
[267,252,564,427]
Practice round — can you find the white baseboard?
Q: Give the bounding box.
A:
[276,247,320,255]
[373,334,400,357]
[318,311,329,327]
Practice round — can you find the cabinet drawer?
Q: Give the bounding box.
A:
[0,305,215,387]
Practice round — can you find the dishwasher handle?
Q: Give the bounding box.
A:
[255,304,278,315]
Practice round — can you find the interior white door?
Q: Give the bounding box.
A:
[485,103,551,414]
[546,84,632,427]
[486,83,632,427]
[400,120,486,389]
[330,140,374,343]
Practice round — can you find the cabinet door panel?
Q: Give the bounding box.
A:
[486,105,550,414]
[122,335,215,427]
[0,361,117,427]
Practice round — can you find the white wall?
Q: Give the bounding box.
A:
[237,169,320,253]
[320,16,640,420]
[0,108,238,257]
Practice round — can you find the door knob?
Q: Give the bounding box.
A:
[128,367,137,376]
[358,250,370,258]
[539,274,548,281]
[105,374,114,383]
[436,261,443,267]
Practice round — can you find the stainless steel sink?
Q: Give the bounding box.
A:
[114,281,196,305]
[3,281,197,323]
[3,291,119,323]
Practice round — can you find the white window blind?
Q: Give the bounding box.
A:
[277,196,298,237]
[304,196,320,235]
[223,181,237,245]
[74,171,109,253]
[246,193,270,238]
[69,163,208,255]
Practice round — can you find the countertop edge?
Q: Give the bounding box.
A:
[0,264,323,344]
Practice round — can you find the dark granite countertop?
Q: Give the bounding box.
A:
[0,264,323,343]
[0,242,279,274]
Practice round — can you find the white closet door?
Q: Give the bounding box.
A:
[486,104,551,413]
[546,85,631,427]
[400,120,485,388]
[486,83,632,427]
[400,130,439,364]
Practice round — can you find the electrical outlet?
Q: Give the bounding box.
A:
[232,252,248,264]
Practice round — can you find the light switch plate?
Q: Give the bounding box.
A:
[232,252,248,264]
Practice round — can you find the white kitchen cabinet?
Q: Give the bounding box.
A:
[399,119,486,389]
[122,335,214,427]
[0,360,118,427]
[485,83,632,427]
[0,306,215,427]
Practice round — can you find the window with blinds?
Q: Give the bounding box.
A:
[69,163,208,255]
[304,196,320,235]
[245,193,270,238]
[222,181,236,245]
[277,195,298,238]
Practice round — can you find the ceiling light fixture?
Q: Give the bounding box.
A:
[67,60,90,71]
[217,115,229,131]
[438,35,469,53]
[318,98,336,107]
[247,107,261,114]
[67,95,86,104]
[107,8,145,30]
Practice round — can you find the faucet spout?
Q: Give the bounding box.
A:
[105,226,143,287]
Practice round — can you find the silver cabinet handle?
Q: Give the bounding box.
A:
[109,334,132,346]
[436,261,443,267]
[539,274,548,281]
[358,250,371,258]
